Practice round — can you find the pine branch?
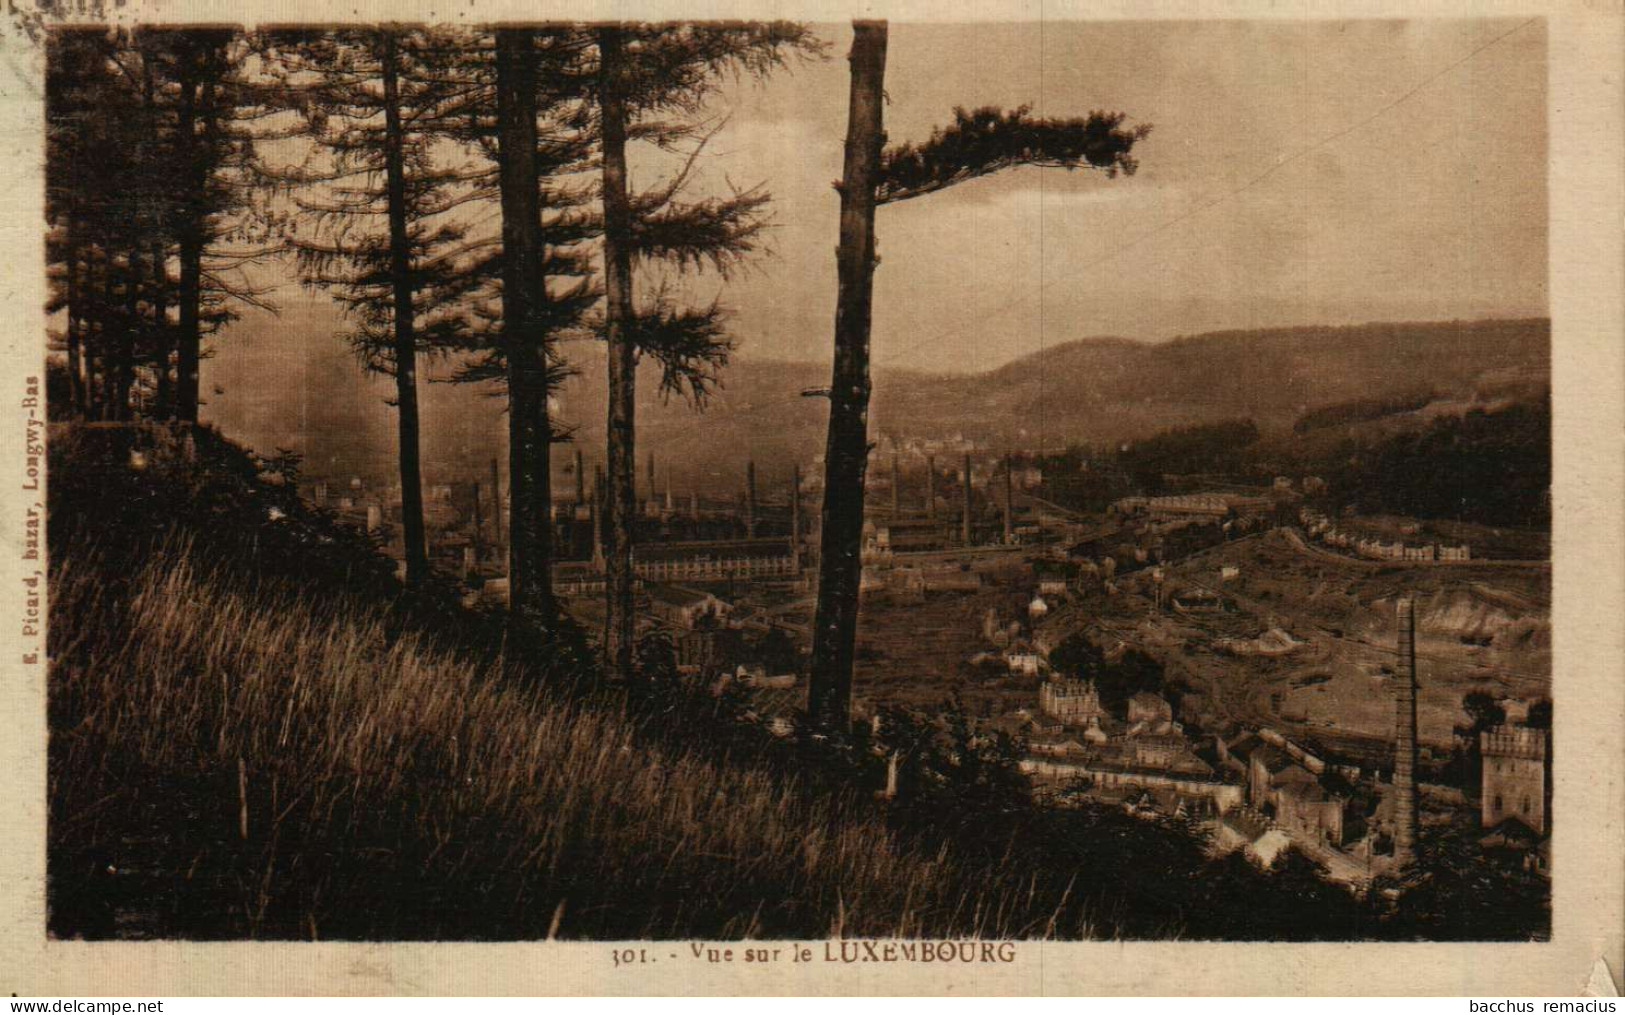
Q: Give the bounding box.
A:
[875,105,1151,206]
[630,186,770,276]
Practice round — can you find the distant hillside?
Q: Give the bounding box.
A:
[207,317,1549,492]
[874,317,1548,451]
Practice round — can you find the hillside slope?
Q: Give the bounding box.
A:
[205,317,1548,493]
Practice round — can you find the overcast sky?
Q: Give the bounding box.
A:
[653,17,1548,375]
[217,17,1547,395]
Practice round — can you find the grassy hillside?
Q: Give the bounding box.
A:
[51,546,1045,939]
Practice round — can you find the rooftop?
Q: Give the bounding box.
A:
[647,583,717,607]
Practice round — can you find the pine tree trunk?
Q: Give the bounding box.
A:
[66,248,85,418]
[151,240,171,418]
[381,32,429,585]
[807,21,888,728]
[140,45,170,420]
[174,70,202,424]
[599,25,638,681]
[116,249,138,420]
[99,260,118,420]
[496,27,554,628]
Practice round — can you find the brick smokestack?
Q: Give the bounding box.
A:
[647,450,656,504]
[574,448,585,507]
[961,452,972,545]
[891,452,900,516]
[1002,452,1013,544]
[926,454,936,520]
[746,459,757,537]
[1393,596,1419,869]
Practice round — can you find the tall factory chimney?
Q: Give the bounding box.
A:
[891,452,900,516]
[926,455,937,520]
[1393,595,1420,870]
[1002,452,1013,544]
[647,451,656,504]
[746,460,758,538]
[961,452,973,546]
[574,448,585,507]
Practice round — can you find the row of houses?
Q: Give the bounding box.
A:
[1299,508,1471,561]
[1010,679,1250,817]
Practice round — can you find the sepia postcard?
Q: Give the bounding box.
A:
[0,0,1621,997]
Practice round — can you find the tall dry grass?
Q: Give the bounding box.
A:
[48,543,1097,940]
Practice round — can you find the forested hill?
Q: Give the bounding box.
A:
[873,317,1548,449]
[208,316,1547,487]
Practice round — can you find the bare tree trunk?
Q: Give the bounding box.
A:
[807,21,887,728]
[599,25,638,680]
[496,27,554,628]
[381,32,429,585]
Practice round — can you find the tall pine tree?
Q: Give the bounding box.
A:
[807,20,1150,726]
[592,22,821,680]
[429,27,600,630]
[268,27,484,584]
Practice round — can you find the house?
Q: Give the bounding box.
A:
[1271,769,1346,845]
[1039,679,1105,724]
[1028,594,1050,620]
[1170,587,1226,613]
[1021,753,1244,814]
[1479,817,1549,876]
[1146,494,1230,520]
[647,584,730,630]
[1243,744,1347,845]
[1004,642,1044,677]
[675,627,742,673]
[1127,691,1174,726]
[1038,576,1070,598]
[1217,806,1294,867]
